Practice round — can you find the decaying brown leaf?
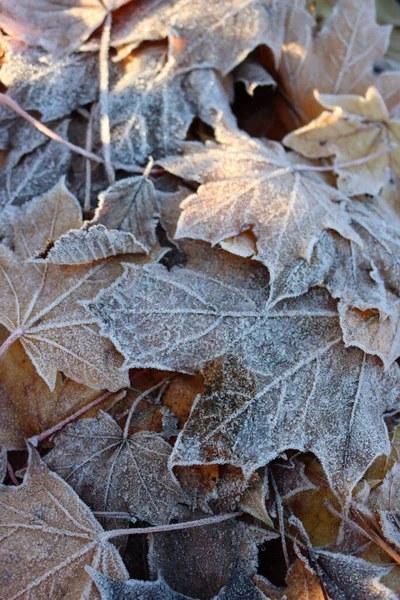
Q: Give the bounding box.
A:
[0,446,128,599]
[0,178,129,390]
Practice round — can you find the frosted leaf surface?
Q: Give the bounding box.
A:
[45,410,185,525]
[313,550,397,600]
[0,446,6,483]
[160,136,360,300]
[37,225,147,265]
[93,176,160,253]
[89,571,192,600]
[103,45,237,165]
[0,40,98,122]
[111,0,289,74]
[0,0,132,55]
[0,178,129,391]
[87,254,400,497]
[272,197,400,367]
[233,57,276,96]
[0,446,128,600]
[279,0,391,121]
[0,120,71,211]
[148,509,265,599]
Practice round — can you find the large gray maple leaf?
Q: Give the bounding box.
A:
[86,252,400,498]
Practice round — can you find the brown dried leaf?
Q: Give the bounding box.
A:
[0,0,131,55]
[148,508,266,599]
[284,87,400,198]
[0,178,129,391]
[0,446,6,483]
[44,410,185,525]
[0,326,122,450]
[239,468,273,526]
[279,0,391,122]
[111,0,289,74]
[160,136,360,301]
[0,446,128,599]
[87,254,400,498]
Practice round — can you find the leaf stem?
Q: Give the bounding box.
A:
[7,462,19,486]
[84,102,96,212]
[99,12,115,185]
[0,327,24,357]
[29,368,151,446]
[0,94,147,174]
[123,376,171,439]
[102,511,243,541]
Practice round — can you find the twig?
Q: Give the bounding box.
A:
[270,467,290,569]
[94,511,136,522]
[0,94,147,174]
[7,462,19,486]
[102,511,243,540]
[123,377,171,439]
[84,103,96,212]
[99,12,115,185]
[29,368,151,446]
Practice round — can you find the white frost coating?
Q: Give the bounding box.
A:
[45,410,185,526]
[37,225,147,265]
[0,446,128,599]
[0,40,99,122]
[87,256,400,498]
[160,137,361,302]
[89,571,191,600]
[102,44,238,165]
[0,179,129,391]
[111,0,289,74]
[94,176,160,253]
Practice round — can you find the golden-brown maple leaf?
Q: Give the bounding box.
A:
[0,326,121,450]
[279,0,391,123]
[0,178,129,391]
[284,86,400,199]
[0,446,128,600]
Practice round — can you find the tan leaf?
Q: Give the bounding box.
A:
[0,178,129,391]
[86,252,400,498]
[279,0,391,122]
[111,0,289,74]
[0,0,132,55]
[44,410,185,526]
[0,446,128,599]
[284,86,400,198]
[239,468,274,527]
[160,136,360,300]
[0,326,122,450]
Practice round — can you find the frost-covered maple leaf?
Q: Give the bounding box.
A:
[160,136,360,301]
[284,86,400,198]
[45,410,185,526]
[86,252,400,498]
[0,446,128,600]
[0,178,129,391]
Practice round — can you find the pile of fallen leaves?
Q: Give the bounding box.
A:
[0,0,400,598]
